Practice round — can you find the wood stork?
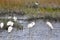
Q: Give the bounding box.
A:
[27,21,35,40]
[13,16,17,21]
[8,26,13,33]
[0,22,4,28]
[27,22,35,28]
[46,21,53,30]
[46,21,54,40]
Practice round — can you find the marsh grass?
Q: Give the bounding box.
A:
[0,0,60,21]
[0,6,60,21]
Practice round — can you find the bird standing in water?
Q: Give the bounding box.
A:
[27,22,35,40]
[46,21,54,40]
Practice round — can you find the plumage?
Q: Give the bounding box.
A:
[27,22,35,28]
[0,22,4,28]
[8,26,13,33]
[46,21,53,29]
[7,21,14,26]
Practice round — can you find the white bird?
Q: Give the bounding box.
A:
[35,2,39,5]
[8,26,13,33]
[13,16,17,21]
[7,21,14,26]
[0,22,4,28]
[27,22,35,28]
[46,21,53,29]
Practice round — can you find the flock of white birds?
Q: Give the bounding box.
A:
[0,16,54,33]
[0,2,54,33]
[0,16,17,33]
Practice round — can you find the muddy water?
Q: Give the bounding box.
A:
[0,19,60,40]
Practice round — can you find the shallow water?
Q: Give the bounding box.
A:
[0,19,60,40]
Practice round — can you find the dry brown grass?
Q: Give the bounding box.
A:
[0,0,60,8]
